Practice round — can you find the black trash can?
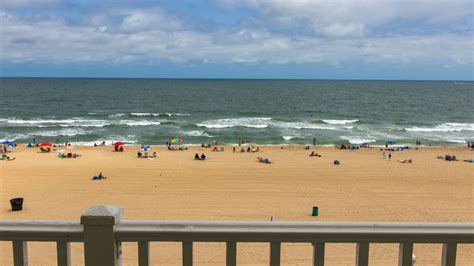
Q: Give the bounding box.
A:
[10,198,23,211]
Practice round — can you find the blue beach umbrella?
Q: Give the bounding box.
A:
[1,141,15,146]
[386,141,396,145]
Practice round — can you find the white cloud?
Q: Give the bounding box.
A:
[1,0,59,8]
[0,4,472,68]
[216,0,473,37]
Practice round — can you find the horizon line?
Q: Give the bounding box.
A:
[1,76,473,82]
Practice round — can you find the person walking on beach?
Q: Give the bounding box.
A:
[388,152,392,161]
[382,151,386,159]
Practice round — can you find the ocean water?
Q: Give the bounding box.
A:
[0,78,472,146]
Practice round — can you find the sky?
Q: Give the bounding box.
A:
[0,0,473,80]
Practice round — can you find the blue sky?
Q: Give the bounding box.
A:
[1,0,473,80]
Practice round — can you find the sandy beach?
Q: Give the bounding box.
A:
[1,145,473,265]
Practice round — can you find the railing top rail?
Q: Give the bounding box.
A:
[1,220,473,243]
[115,221,474,243]
[0,221,82,242]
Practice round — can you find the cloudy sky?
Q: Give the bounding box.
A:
[1,0,473,79]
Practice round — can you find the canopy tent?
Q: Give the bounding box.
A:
[39,142,53,147]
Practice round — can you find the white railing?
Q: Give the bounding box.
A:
[0,205,472,266]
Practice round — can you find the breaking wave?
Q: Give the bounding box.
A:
[406,123,474,132]
[322,119,359,125]
[197,117,272,129]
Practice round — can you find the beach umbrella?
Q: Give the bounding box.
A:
[386,141,396,145]
[39,142,53,147]
[114,141,125,146]
[171,138,183,143]
[143,147,150,152]
[1,141,15,146]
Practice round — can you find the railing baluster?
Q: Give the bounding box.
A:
[56,241,71,266]
[312,242,325,266]
[182,241,193,266]
[441,243,457,266]
[12,241,28,266]
[226,242,237,266]
[269,242,281,266]
[398,242,413,266]
[138,241,150,266]
[356,242,369,266]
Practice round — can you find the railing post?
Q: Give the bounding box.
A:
[138,241,150,266]
[56,241,71,266]
[12,241,28,266]
[441,243,457,266]
[269,242,281,266]
[80,205,123,266]
[398,242,413,266]
[182,241,193,266]
[226,242,237,266]
[312,242,325,266]
[356,242,369,266]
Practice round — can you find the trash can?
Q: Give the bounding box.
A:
[10,198,23,211]
[312,206,318,217]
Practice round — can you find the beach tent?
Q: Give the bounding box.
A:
[171,138,183,143]
[39,142,53,147]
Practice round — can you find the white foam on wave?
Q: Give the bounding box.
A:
[282,136,304,141]
[130,113,153,116]
[130,112,191,117]
[406,123,474,132]
[322,119,359,125]
[4,118,108,127]
[119,120,161,126]
[274,121,336,130]
[183,130,212,137]
[1,117,168,127]
[197,117,271,129]
[36,128,88,137]
[108,113,125,118]
[339,136,376,144]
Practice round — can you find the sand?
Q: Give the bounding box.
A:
[1,145,473,265]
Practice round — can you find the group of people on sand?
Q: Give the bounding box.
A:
[93,141,107,147]
[382,151,393,160]
[309,151,321,157]
[257,157,272,164]
[438,155,458,161]
[1,153,15,161]
[233,146,260,153]
[168,146,188,151]
[194,153,207,160]
[212,146,225,152]
[137,146,157,159]
[92,172,106,180]
[58,152,81,158]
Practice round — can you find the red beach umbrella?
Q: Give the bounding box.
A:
[39,142,53,147]
[114,141,125,146]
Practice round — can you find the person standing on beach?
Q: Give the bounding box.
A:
[388,152,392,161]
[382,151,386,159]
[313,138,316,146]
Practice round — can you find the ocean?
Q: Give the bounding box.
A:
[0,78,472,146]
